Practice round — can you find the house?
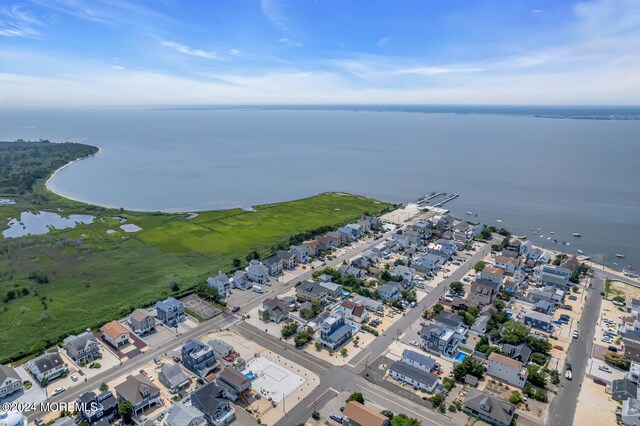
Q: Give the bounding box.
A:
[361,215,382,230]
[542,264,572,278]
[207,273,232,299]
[290,245,309,264]
[434,311,467,335]
[388,278,413,293]
[345,223,364,239]
[340,301,370,323]
[296,281,328,304]
[412,253,444,273]
[524,310,553,332]
[231,270,252,290]
[78,391,118,424]
[435,214,454,230]
[621,398,640,426]
[100,320,130,348]
[352,295,384,313]
[263,255,283,276]
[338,265,366,279]
[217,368,251,401]
[258,298,289,323]
[164,402,207,426]
[319,281,344,299]
[470,277,501,306]
[301,240,319,257]
[487,353,527,388]
[528,287,564,306]
[624,334,640,362]
[208,340,235,360]
[470,315,490,335]
[358,218,372,233]
[247,260,269,284]
[401,349,436,373]
[181,339,219,378]
[393,265,416,282]
[427,239,456,260]
[451,297,479,311]
[63,331,101,364]
[315,235,335,251]
[130,309,157,335]
[190,381,236,426]
[613,378,639,401]
[480,267,505,285]
[533,300,553,315]
[28,351,67,384]
[463,388,516,426]
[115,375,161,415]
[493,256,520,274]
[351,257,371,270]
[159,363,190,394]
[420,324,460,358]
[388,360,439,393]
[0,364,22,398]
[51,417,75,426]
[539,271,569,289]
[343,401,390,426]
[377,283,400,302]
[319,312,352,350]
[156,297,186,327]
[502,343,532,365]
[277,250,296,269]
[338,227,355,244]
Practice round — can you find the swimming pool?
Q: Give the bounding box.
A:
[245,372,256,380]
[454,352,468,363]
[507,312,513,319]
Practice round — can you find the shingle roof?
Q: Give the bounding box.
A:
[100,320,129,340]
[115,375,160,405]
[191,381,229,416]
[401,349,436,370]
[434,311,464,328]
[389,360,438,387]
[130,309,154,322]
[218,368,250,391]
[63,331,99,352]
[343,401,389,426]
[488,352,523,370]
[0,364,20,383]
[463,388,516,425]
[165,402,205,426]
[160,364,189,388]
[31,352,65,373]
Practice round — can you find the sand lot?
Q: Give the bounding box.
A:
[574,379,617,426]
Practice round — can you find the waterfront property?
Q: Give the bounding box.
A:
[63,331,101,364]
[27,351,68,384]
[100,320,130,348]
[129,309,156,335]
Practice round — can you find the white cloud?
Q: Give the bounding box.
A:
[261,0,288,30]
[278,38,301,47]
[111,65,125,70]
[161,41,217,59]
[376,37,392,50]
[0,4,42,38]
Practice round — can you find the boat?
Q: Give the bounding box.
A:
[616,254,626,259]
[539,235,544,238]
[572,233,582,237]
[496,219,503,223]
[553,239,558,243]
[547,237,551,240]
[624,266,639,278]
[577,250,584,254]
[549,231,555,235]
[466,211,473,216]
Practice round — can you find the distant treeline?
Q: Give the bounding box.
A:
[0,140,99,195]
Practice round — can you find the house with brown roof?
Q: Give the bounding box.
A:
[470,277,501,306]
[129,309,156,335]
[217,368,251,402]
[100,320,130,348]
[343,401,390,426]
[115,375,161,415]
[480,267,505,285]
[340,300,370,323]
[486,352,528,388]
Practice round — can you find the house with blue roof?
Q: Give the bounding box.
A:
[156,297,185,327]
[533,300,553,315]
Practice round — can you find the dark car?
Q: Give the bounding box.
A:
[608,345,618,352]
[594,377,606,386]
[232,306,240,313]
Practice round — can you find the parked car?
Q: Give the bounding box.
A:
[232,306,241,313]
[52,387,66,396]
[154,357,161,365]
[330,413,343,423]
[140,369,147,375]
[594,377,606,385]
[613,300,626,307]
[569,295,578,301]
[565,370,572,380]
[71,375,78,382]
[598,365,612,373]
[35,419,44,426]
[608,345,618,353]
[572,330,579,339]
[409,340,418,346]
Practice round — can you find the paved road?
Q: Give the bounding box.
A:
[547,274,604,426]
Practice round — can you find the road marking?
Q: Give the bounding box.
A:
[235,324,328,372]
[356,384,443,426]
[306,387,338,408]
[349,351,371,368]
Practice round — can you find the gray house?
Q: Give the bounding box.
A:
[159,363,190,394]
[0,364,23,399]
[190,381,236,426]
[388,360,439,393]
[63,331,101,364]
[217,368,251,402]
[419,324,460,358]
[463,388,516,426]
[156,297,185,327]
[181,339,219,378]
[165,402,207,426]
[524,310,553,332]
[115,375,161,415]
[130,309,156,335]
[258,298,289,323]
[27,351,68,384]
[208,339,235,360]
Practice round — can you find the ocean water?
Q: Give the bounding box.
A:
[1,106,639,270]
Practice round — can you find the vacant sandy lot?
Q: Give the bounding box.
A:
[574,379,617,426]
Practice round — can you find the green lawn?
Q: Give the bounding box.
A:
[0,143,391,363]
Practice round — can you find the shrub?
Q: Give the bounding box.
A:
[346,392,364,404]
[431,393,444,408]
[312,411,320,420]
[604,352,631,370]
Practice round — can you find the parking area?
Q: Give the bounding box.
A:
[143,323,178,347]
[5,365,46,406]
[585,358,625,383]
[180,294,221,320]
[79,344,121,380]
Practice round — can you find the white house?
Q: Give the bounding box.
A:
[377,284,400,301]
[207,272,231,299]
[0,365,23,398]
[247,260,269,284]
[486,353,528,388]
[412,253,444,273]
[28,352,68,383]
[393,265,416,282]
[388,361,439,393]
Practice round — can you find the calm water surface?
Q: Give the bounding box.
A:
[1,107,638,269]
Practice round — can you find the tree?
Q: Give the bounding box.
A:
[499,321,530,345]
[340,348,348,356]
[493,299,506,310]
[443,377,456,392]
[311,411,320,420]
[462,311,476,327]
[430,393,445,408]
[526,365,547,388]
[450,281,464,293]
[99,383,109,392]
[613,295,626,303]
[118,401,133,425]
[346,392,364,404]
[526,336,552,355]
[604,352,631,370]
[232,258,242,268]
[315,341,323,350]
[281,323,299,339]
[530,352,548,366]
[453,357,484,381]
[509,391,523,405]
[473,261,487,272]
[390,414,421,426]
[429,303,444,319]
[381,410,394,420]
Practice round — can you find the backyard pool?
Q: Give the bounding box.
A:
[245,372,256,380]
[455,352,468,363]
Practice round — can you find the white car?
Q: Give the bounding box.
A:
[52,387,66,396]
[598,365,612,373]
[572,331,579,339]
[409,340,418,346]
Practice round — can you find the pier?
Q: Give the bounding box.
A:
[416,191,459,208]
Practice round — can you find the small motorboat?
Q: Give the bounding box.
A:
[572,233,582,237]
[616,254,626,259]
[577,250,584,254]
[496,219,503,223]
[466,211,473,216]
[549,231,555,234]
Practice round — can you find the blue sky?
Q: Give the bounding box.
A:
[0,0,638,105]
